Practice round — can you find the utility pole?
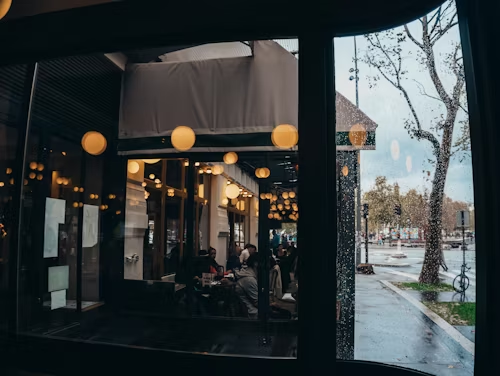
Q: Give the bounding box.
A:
[350,36,362,266]
[363,204,369,263]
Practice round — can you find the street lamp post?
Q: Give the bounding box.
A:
[350,36,361,266]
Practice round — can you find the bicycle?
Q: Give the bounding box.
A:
[453,263,471,293]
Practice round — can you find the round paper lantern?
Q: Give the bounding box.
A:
[0,0,12,20]
[278,204,283,210]
[29,162,37,170]
[222,198,229,205]
[268,213,274,219]
[37,163,44,171]
[82,131,107,156]
[56,177,63,185]
[171,126,196,151]
[271,205,277,211]
[256,167,270,178]
[342,166,349,176]
[149,174,155,180]
[223,152,238,165]
[271,124,298,149]
[260,193,266,200]
[289,192,296,199]
[265,193,272,200]
[272,195,278,202]
[212,165,224,175]
[128,161,140,174]
[273,213,280,219]
[348,123,367,148]
[282,192,289,199]
[284,199,290,205]
[143,159,160,164]
[29,172,36,179]
[285,205,291,210]
[226,184,240,199]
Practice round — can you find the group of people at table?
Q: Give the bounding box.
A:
[193,239,298,319]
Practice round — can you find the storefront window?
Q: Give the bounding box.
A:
[334,2,474,374]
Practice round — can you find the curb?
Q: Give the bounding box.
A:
[380,280,475,355]
[371,263,410,268]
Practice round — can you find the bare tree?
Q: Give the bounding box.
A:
[363,1,467,284]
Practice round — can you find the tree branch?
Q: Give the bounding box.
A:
[404,24,423,49]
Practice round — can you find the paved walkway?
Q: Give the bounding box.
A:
[354,269,474,375]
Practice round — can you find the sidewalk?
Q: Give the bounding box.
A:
[354,270,474,375]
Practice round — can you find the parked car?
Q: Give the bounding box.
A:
[442,244,452,250]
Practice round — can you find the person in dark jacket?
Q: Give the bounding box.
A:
[226,242,242,272]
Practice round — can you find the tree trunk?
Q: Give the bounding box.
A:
[419,121,455,284]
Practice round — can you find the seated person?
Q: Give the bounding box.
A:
[234,253,259,318]
[208,247,223,276]
[239,243,257,265]
[226,242,242,272]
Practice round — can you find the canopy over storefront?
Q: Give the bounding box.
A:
[118,40,376,155]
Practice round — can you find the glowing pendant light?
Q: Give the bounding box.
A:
[82,131,107,156]
[171,126,196,151]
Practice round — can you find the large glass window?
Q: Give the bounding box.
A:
[335,1,474,374]
[11,40,299,358]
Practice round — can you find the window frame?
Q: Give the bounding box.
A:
[1,1,496,375]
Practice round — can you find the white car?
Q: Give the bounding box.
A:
[442,244,452,250]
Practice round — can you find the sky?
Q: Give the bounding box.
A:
[333,16,474,204]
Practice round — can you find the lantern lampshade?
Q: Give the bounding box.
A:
[128,161,140,174]
[223,152,238,165]
[255,168,263,178]
[82,131,107,156]
[268,213,274,219]
[257,167,270,178]
[260,193,266,200]
[271,204,277,211]
[265,193,272,200]
[143,159,161,164]
[273,213,280,219]
[171,126,196,151]
[226,184,240,199]
[289,191,296,199]
[282,192,289,199]
[342,166,349,176]
[272,195,278,202]
[271,124,299,149]
[348,123,368,149]
[278,204,283,210]
[222,198,229,205]
[212,165,224,175]
[0,0,12,20]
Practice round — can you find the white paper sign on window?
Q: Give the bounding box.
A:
[51,289,66,310]
[43,198,66,258]
[83,204,99,248]
[48,265,69,292]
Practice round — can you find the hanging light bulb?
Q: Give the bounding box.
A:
[128,161,140,174]
[212,165,224,175]
[223,152,238,165]
[154,178,160,184]
[226,184,240,199]
[171,125,196,151]
[222,198,229,205]
[271,124,298,149]
[0,0,12,20]
[82,131,107,156]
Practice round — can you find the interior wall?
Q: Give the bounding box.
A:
[124,161,147,280]
[210,175,229,268]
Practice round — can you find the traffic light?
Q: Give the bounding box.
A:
[394,204,401,216]
[362,203,369,218]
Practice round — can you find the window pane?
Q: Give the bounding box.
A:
[15,40,299,358]
[0,63,30,335]
[335,2,474,374]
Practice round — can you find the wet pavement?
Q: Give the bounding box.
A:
[454,326,475,343]
[354,268,474,375]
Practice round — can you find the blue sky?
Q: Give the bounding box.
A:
[334,21,474,203]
